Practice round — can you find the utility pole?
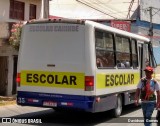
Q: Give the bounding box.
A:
[148,7,153,38]
[146,7,160,67]
[147,6,160,38]
[147,7,155,67]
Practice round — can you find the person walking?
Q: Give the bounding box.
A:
[134,66,160,126]
[157,110,160,126]
[156,91,160,126]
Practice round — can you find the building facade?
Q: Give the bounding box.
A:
[0,0,46,96]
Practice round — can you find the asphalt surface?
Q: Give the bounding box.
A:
[0,103,159,126]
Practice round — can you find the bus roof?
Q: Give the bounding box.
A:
[27,18,150,43]
[85,20,150,43]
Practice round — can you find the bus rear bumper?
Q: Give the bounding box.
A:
[17,91,94,112]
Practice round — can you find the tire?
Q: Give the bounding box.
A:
[112,95,122,118]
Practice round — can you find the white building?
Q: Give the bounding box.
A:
[0,0,49,96]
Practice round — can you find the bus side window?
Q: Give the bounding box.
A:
[145,58,149,66]
[115,35,131,69]
[131,39,138,68]
[124,60,130,68]
[95,30,115,69]
[117,60,125,68]
[96,57,103,67]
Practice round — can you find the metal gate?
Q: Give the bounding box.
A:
[0,56,8,96]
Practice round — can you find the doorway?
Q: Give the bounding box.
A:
[0,56,8,96]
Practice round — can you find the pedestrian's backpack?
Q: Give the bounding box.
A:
[140,78,156,101]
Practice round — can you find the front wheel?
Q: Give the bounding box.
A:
[112,95,122,118]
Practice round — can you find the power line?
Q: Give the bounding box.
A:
[152,9,160,16]
[76,0,117,19]
[139,27,160,36]
[141,7,160,16]
[127,0,135,19]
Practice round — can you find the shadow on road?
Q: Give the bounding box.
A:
[3,104,141,126]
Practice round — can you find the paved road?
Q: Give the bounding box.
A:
[0,104,159,126]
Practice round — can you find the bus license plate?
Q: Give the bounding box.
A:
[43,101,57,107]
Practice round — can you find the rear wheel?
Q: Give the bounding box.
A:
[112,95,122,118]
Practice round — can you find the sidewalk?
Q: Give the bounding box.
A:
[155,74,160,81]
[0,95,16,106]
[155,66,160,81]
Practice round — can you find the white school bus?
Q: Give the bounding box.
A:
[16,19,156,117]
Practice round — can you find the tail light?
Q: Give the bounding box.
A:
[16,73,21,87]
[85,76,94,91]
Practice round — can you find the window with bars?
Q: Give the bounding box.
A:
[29,4,36,20]
[9,0,24,20]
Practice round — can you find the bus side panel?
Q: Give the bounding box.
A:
[93,90,136,112]
[95,70,139,95]
[93,95,117,112]
[94,69,140,112]
[123,90,137,105]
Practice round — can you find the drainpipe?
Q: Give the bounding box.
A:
[44,0,49,18]
[40,0,44,19]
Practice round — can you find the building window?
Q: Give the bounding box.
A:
[29,4,36,20]
[9,0,25,20]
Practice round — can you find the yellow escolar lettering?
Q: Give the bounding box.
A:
[105,74,134,87]
[26,74,77,85]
